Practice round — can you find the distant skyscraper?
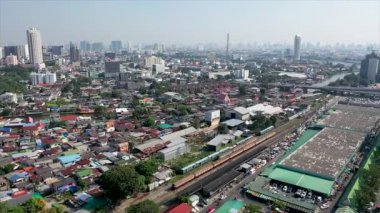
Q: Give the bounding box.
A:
[91,42,104,52]
[27,28,43,64]
[293,34,301,61]
[226,33,230,59]
[111,40,122,52]
[69,42,80,62]
[80,41,91,51]
[360,52,380,83]
[4,45,29,61]
[49,45,63,56]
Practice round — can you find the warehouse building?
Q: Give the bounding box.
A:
[158,137,189,161]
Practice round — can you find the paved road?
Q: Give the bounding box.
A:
[114,109,318,213]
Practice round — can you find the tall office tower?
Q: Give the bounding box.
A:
[50,45,63,56]
[360,52,380,83]
[0,47,3,59]
[105,61,121,78]
[4,45,28,60]
[27,28,43,64]
[69,42,80,62]
[126,41,132,51]
[293,34,301,61]
[226,33,230,60]
[80,41,91,51]
[4,46,19,58]
[111,40,122,52]
[91,42,104,52]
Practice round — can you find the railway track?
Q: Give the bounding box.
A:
[114,110,316,212]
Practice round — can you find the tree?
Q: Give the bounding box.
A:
[179,196,191,204]
[43,206,65,213]
[135,159,159,181]
[126,200,159,213]
[273,200,286,211]
[244,204,262,213]
[76,178,86,190]
[94,106,107,118]
[0,164,15,175]
[239,84,246,96]
[139,87,147,95]
[143,117,155,127]
[7,205,24,213]
[111,89,122,98]
[218,123,229,134]
[0,202,7,213]
[1,108,11,116]
[191,118,201,129]
[24,197,46,213]
[98,166,145,202]
[269,116,277,126]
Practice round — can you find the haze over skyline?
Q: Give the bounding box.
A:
[1,0,380,46]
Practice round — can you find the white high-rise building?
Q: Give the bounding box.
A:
[0,47,3,59]
[233,69,249,80]
[45,72,57,84]
[144,56,164,68]
[27,28,43,64]
[293,34,301,61]
[30,72,57,85]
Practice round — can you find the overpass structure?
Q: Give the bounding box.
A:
[249,83,380,95]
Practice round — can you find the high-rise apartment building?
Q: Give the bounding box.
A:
[111,40,122,52]
[293,34,301,61]
[70,42,80,62]
[80,41,91,51]
[91,42,104,52]
[360,52,380,83]
[144,56,164,68]
[30,72,57,85]
[27,28,43,64]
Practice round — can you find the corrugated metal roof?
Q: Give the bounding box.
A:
[269,167,334,195]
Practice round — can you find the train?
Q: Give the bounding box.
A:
[172,131,277,189]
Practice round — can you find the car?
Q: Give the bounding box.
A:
[320,203,330,209]
[283,186,287,192]
[307,192,312,199]
[301,191,307,198]
[317,196,322,203]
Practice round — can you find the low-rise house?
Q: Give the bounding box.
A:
[57,154,81,167]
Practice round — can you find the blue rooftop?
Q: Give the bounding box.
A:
[58,154,81,165]
[9,172,29,183]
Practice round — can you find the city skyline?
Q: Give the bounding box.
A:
[1,0,380,46]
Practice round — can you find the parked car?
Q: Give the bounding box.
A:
[320,203,330,209]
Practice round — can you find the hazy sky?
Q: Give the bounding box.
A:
[1,0,379,46]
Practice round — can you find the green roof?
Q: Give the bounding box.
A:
[77,168,93,178]
[335,206,356,213]
[268,167,334,195]
[246,177,316,212]
[32,193,43,199]
[216,200,245,213]
[158,123,172,129]
[83,198,108,210]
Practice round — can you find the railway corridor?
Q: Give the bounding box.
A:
[114,109,319,213]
